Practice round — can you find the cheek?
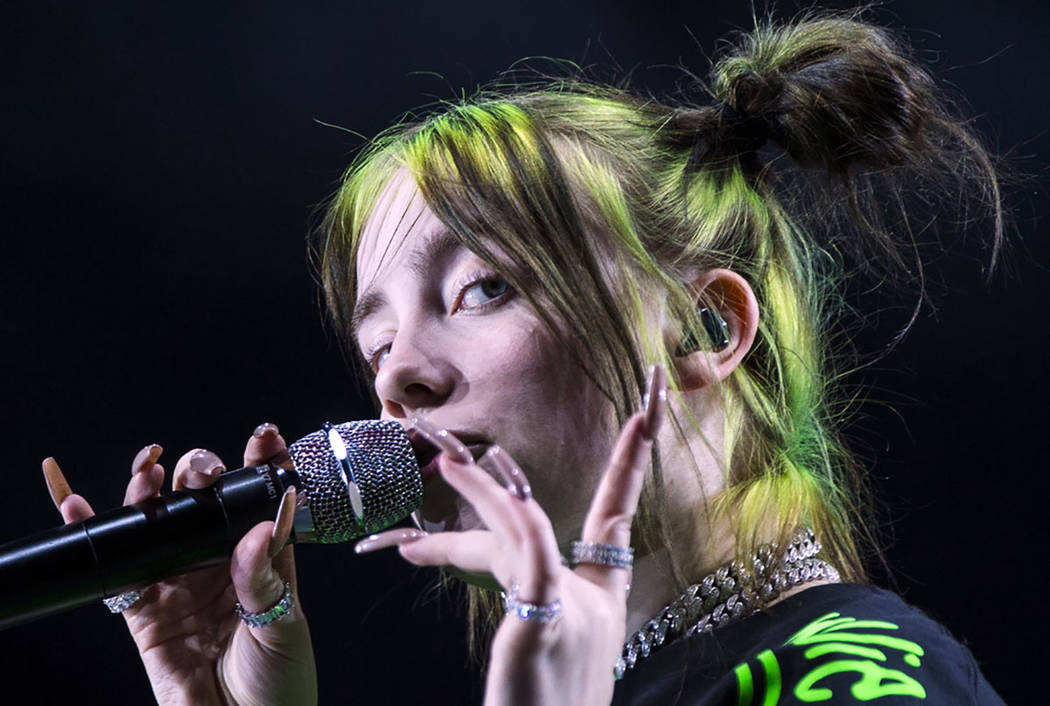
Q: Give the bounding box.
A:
[471,317,619,526]
[474,317,598,422]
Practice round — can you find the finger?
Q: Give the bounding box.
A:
[445,451,562,603]
[410,417,473,464]
[229,520,305,651]
[577,366,667,592]
[412,417,524,541]
[266,487,297,559]
[228,486,305,648]
[41,457,73,511]
[130,444,163,476]
[42,457,96,523]
[414,417,561,601]
[123,463,166,505]
[436,452,531,548]
[641,364,668,442]
[172,448,226,490]
[582,415,649,544]
[59,494,95,524]
[244,422,291,467]
[370,528,498,575]
[124,444,166,505]
[481,445,531,500]
[354,527,428,554]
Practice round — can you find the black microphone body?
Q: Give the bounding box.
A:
[0,419,422,630]
[0,463,298,630]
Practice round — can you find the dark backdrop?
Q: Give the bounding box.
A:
[2,1,1046,703]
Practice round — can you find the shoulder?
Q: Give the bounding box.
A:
[613,583,1004,706]
[728,583,1003,705]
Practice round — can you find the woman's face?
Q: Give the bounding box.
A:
[352,174,620,543]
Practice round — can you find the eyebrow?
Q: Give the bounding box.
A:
[351,228,463,338]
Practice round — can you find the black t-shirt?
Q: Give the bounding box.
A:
[612,583,1003,705]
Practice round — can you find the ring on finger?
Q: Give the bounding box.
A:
[502,581,562,624]
[103,589,144,614]
[571,541,634,570]
[235,580,295,628]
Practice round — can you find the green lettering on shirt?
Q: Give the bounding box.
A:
[733,611,928,704]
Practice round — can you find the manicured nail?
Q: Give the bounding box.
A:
[480,446,531,501]
[253,422,279,439]
[131,444,163,475]
[42,457,72,510]
[268,486,297,558]
[410,417,473,464]
[189,449,225,478]
[354,528,428,554]
[641,364,668,442]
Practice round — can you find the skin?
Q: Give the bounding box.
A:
[349,173,825,704]
[352,173,772,632]
[353,174,622,545]
[46,172,829,705]
[50,432,317,705]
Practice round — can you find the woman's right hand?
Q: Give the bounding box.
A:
[42,424,318,705]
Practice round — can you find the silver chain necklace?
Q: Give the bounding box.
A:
[616,527,840,679]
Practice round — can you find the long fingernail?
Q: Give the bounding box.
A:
[641,364,668,442]
[480,445,532,501]
[42,457,72,510]
[131,444,163,475]
[189,449,226,478]
[354,528,428,554]
[253,422,279,439]
[268,486,296,558]
[410,417,473,464]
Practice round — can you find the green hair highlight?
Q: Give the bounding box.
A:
[315,9,1004,651]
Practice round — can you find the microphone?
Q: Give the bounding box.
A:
[0,420,422,630]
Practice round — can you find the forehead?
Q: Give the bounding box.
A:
[355,170,438,289]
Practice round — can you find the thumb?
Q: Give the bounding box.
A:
[229,487,305,646]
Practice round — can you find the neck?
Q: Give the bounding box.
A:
[624,553,677,635]
[623,515,735,635]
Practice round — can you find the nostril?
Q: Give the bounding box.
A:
[404,382,434,399]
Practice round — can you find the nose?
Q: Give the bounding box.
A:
[373,333,454,420]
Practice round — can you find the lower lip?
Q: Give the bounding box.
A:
[420,457,442,482]
[418,444,487,483]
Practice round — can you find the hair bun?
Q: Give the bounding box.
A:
[713,100,775,155]
[725,69,785,117]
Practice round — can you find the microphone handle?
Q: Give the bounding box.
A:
[0,463,299,630]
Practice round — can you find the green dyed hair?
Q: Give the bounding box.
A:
[315,9,1003,642]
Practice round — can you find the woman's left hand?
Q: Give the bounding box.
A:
[356,365,667,706]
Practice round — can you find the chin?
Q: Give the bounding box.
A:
[411,479,502,591]
[412,476,485,534]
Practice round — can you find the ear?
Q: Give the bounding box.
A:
[669,268,759,392]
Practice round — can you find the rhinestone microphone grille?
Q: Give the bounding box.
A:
[287,420,422,543]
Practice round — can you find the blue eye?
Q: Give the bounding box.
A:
[458,275,511,311]
[364,343,390,372]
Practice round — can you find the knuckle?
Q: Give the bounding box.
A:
[587,513,634,543]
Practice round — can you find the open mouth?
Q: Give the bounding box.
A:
[407,429,488,482]
[407,431,439,480]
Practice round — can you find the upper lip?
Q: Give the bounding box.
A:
[407,427,489,468]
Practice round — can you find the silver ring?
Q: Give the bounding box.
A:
[103,590,143,614]
[502,581,561,624]
[571,541,634,570]
[235,580,295,628]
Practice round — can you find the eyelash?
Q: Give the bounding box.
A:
[362,269,514,371]
[452,268,513,313]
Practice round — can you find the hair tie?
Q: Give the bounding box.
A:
[711,100,772,154]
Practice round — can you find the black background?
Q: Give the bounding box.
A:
[2,1,1046,703]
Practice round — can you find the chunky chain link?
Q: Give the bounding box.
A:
[615,527,840,679]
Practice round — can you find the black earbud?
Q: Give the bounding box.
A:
[675,308,730,356]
